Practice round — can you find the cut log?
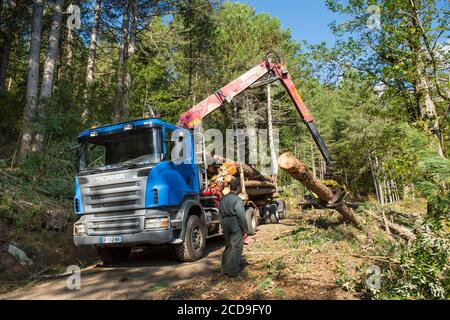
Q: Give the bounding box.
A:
[369,212,416,241]
[278,152,360,227]
[244,180,276,189]
[245,188,277,197]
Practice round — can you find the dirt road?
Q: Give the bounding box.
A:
[0,211,359,300]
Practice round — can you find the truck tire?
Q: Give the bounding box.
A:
[277,200,286,220]
[96,246,131,264]
[174,215,206,262]
[261,206,271,224]
[245,207,258,236]
[268,204,279,224]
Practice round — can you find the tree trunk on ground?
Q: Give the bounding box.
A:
[279,152,361,227]
[115,0,130,119]
[369,211,416,241]
[0,0,16,93]
[17,0,44,164]
[83,0,102,120]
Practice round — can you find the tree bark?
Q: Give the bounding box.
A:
[267,84,278,185]
[0,0,16,93]
[83,0,102,119]
[279,152,360,227]
[64,28,73,80]
[40,0,64,100]
[123,0,138,117]
[244,180,276,189]
[32,0,64,152]
[127,0,138,57]
[245,188,276,197]
[310,143,316,178]
[115,0,130,119]
[369,156,381,204]
[407,0,445,158]
[17,0,44,164]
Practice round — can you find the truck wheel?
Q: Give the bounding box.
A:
[269,204,280,224]
[261,206,271,224]
[245,208,257,235]
[174,215,206,262]
[277,200,286,220]
[96,246,131,264]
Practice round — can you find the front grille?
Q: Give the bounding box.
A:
[82,179,145,213]
[91,200,138,209]
[93,211,135,218]
[89,181,137,192]
[87,217,142,235]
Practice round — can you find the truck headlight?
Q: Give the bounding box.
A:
[74,223,86,236]
[144,217,170,230]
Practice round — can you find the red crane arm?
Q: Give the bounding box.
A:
[177,58,333,172]
[178,60,274,128]
[178,59,314,128]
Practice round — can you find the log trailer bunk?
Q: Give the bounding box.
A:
[73,56,333,263]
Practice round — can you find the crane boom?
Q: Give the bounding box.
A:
[177,58,333,175]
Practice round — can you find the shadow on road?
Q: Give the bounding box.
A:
[97,237,225,269]
[1,237,225,300]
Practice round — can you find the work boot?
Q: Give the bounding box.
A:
[240,258,249,267]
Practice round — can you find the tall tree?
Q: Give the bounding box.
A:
[83,0,102,119]
[0,0,16,93]
[115,0,131,119]
[324,0,449,158]
[174,0,217,105]
[40,0,64,100]
[17,0,44,163]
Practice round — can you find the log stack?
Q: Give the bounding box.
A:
[206,155,276,197]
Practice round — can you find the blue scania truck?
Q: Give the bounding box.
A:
[72,58,332,263]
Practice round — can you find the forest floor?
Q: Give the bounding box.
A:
[0,205,410,300]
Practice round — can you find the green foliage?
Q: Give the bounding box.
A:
[366,234,449,300]
[18,139,77,198]
[380,123,450,227]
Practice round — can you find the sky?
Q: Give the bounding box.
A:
[231,0,344,46]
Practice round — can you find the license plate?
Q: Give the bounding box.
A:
[100,236,123,244]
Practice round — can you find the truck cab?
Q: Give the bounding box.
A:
[73,118,211,263]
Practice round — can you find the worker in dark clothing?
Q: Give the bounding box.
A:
[219,178,248,278]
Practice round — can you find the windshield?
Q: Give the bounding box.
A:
[78,127,162,172]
